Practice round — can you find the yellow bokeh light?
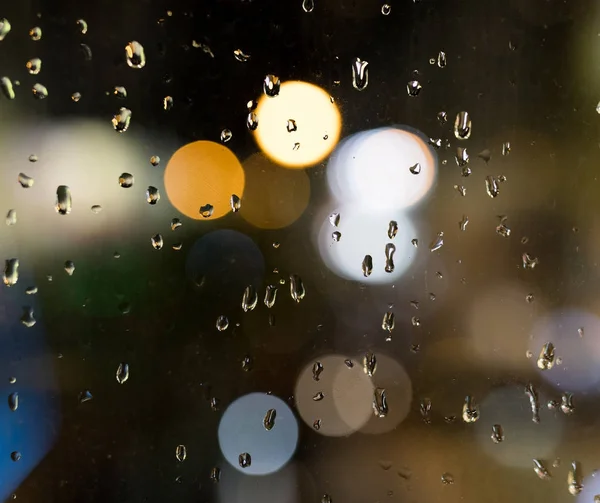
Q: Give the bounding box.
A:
[253,81,341,169]
[164,141,245,220]
[240,153,310,229]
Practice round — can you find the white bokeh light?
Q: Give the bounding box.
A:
[316,204,417,284]
[326,126,437,211]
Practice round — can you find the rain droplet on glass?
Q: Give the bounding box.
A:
[568,461,583,495]
[502,142,511,156]
[116,363,129,384]
[113,86,127,99]
[216,315,229,331]
[112,107,131,132]
[437,51,447,68]
[119,173,134,188]
[146,186,160,205]
[332,231,341,242]
[8,392,18,411]
[453,111,472,140]
[220,129,232,143]
[363,351,377,377]
[247,112,258,131]
[459,215,469,231]
[151,234,164,250]
[462,395,480,423]
[525,382,540,423]
[373,388,388,418]
[32,83,48,99]
[351,57,369,91]
[3,259,19,286]
[175,444,187,462]
[55,185,72,215]
[382,311,395,333]
[64,260,75,276]
[125,41,146,68]
[264,285,278,308]
[302,0,315,13]
[71,91,81,102]
[230,194,241,212]
[29,27,42,41]
[76,19,88,34]
[6,209,16,226]
[263,74,281,97]
[1,77,15,99]
[407,80,422,97]
[18,173,34,188]
[263,408,276,430]
[287,119,297,133]
[362,255,373,277]
[11,451,21,462]
[0,18,11,41]
[21,306,36,327]
[430,232,444,252]
[385,243,395,273]
[241,285,258,312]
[312,361,324,381]
[522,253,539,269]
[239,452,251,468]
[560,392,574,415]
[26,58,42,75]
[409,162,421,175]
[289,274,305,302]
[485,175,499,198]
[233,49,250,62]
[199,204,214,218]
[491,424,504,443]
[381,4,391,15]
[163,96,173,111]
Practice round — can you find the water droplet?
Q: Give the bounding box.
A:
[289,274,306,302]
[485,175,500,198]
[453,111,472,139]
[363,351,377,377]
[77,389,93,404]
[462,395,480,423]
[79,43,92,61]
[568,462,583,494]
[113,86,127,99]
[0,18,12,41]
[5,209,16,226]
[496,222,511,238]
[437,111,448,124]
[219,128,233,143]
[351,58,369,91]
[150,155,160,166]
[145,186,160,205]
[229,194,241,212]
[246,111,259,131]
[409,162,421,175]
[429,232,444,252]
[17,172,34,188]
[441,473,454,485]
[116,363,129,384]
[172,243,182,251]
[302,0,315,13]
[386,220,398,240]
[175,444,187,462]
[233,49,251,62]
[1,77,15,99]
[54,185,72,215]
[459,215,469,231]
[264,285,278,308]
[525,293,535,303]
[216,315,229,331]
[502,142,511,156]
[411,238,419,248]
[11,451,21,462]
[240,285,258,312]
[3,259,19,287]
[491,424,504,443]
[332,231,341,242]
[385,243,395,273]
[260,408,277,431]
[125,41,146,68]
[454,184,467,197]
[437,51,447,68]
[161,96,173,112]
[344,359,354,368]
[76,19,88,34]
[461,166,472,177]
[112,108,132,133]
[536,342,555,370]
[321,495,332,503]
[29,27,42,41]
[199,204,214,218]
[560,392,575,415]
[20,306,35,327]
[522,253,539,270]
[239,452,251,468]
[533,459,552,480]
[119,173,134,188]
[71,91,81,102]
[429,137,442,149]
[8,392,18,411]
[381,4,391,15]
[525,382,540,423]
[361,254,374,277]
[311,361,324,382]
[578,327,584,337]
[32,83,48,99]
[241,355,253,371]
[455,147,469,167]
[63,260,75,276]
[373,388,388,418]
[313,391,325,401]
[151,234,163,250]
[210,467,221,483]
[382,311,395,333]
[406,80,422,97]
[263,75,281,97]
[419,398,432,423]
[26,58,42,75]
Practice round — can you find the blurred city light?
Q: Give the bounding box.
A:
[253,81,341,169]
[218,393,298,475]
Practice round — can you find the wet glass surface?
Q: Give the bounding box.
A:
[1,0,600,502]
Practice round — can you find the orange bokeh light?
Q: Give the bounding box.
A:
[164,141,245,220]
[253,81,341,169]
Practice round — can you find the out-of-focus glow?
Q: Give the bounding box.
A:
[218,393,298,476]
[185,230,265,308]
[577,473,600,503]
[474,386,563,469]
[164,141,245,220]
[253,81,341,168]
[358,354,412,435]
[468,283,543,371]
[295,354,374,437]
[326,127,437,211]
[529,309,600,392]
[316,205,416,284]
[217,462,318,503]
[240,153,310,229]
